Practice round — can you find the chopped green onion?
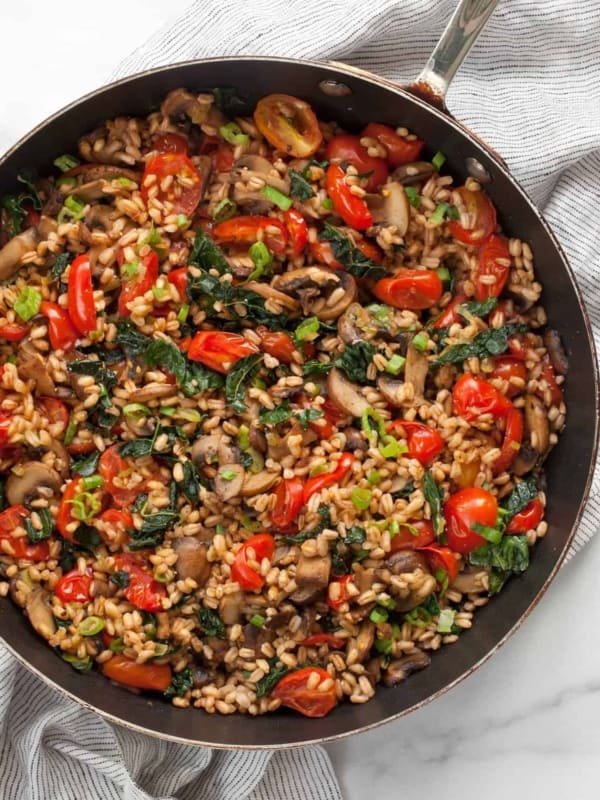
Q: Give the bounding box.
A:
[388,520,400,536]
[385,354,406,375]
[215,523,225,535]
[241,514,261,531]
[367,470,382,485]
[123,402,151,418]
[435,567,449,594]
[248,241,272,280]
[177,303,190,324]
[432,150,446,170]
[429,202,450,226]
[377,596,397,610]
[152,285,167,300]
[142,223,163,252]
[62,195,86,221]
[471,521,504,544]
[261,185,293,211]
[69,491,101,521]
[109,637,125,653]
[153,642,169,656]
[117,176,135,189]
[82,475,104,491]
[309,463,330,478]
[412,332,429,352]
[56,175,77,189]
[369,607,389,624]
[77,615,105,636]
[436,266,451,283]
[64,412,77,446]
[14,287,41,321]
[120,261,139,280]
[361,407,387,442]
[253,377,267,390]
[219,121,249,146]
[220,469,238,481]
[54,154,80,172]
[159,406,177,417]
[238,424,251,451]
[176,214,189,227]
[322,197,333,210]
[153,569,171,584]
[436,608,456,634]
[404,186,421,207]
[367,304,393,326]
[250,613,265,628]
[351,488,372,511]
[379,436,407,460]
[404,607,432,628]
[375,638,393,655]
[212,197,237,222]
[178,408,202,423]
[62,653,93,672]
[294,316,320,342]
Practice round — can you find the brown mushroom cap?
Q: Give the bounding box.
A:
[231,155,290,214]
[241,471,279,497]
[160,88,211,124]
[5,461,62,506]
[382,649,431,686]
[290,553,331,606]
[364,182,410,236]
[271,266,357,322]
[173,538,210,585]
[326,367,370,418]
[0,227,39,281]
[390,161,435,185]
[17,341,57,397]
[25,588,57,640]
[214,463,245,501]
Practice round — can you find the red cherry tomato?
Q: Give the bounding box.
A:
[299,633,346,649]
[254,94,322,158]
[389,519,435,552]
[66,439,97,456]
[506,496,544,534]
[452,373,512,422]
[67,255,97,336]
[490,356,527,398]
[23,206,40,228]
[213,144,235,173]
[167,267,188,297]
[432,293,468,329]
[444,487,498,554]
[40,300,78,350]
[55,568,93,604]
[152,132,188,154]
[303,452,355,504]
[284,208,309,258]
[327,574,354,611]
[325,164,373,231]
[0,322,29,342]
[118,251,159,316]
[418,544,459,582]
[256,326,297,364]
[310,240,344,270]
[212,215,288,256]
[0,505,50,561]
[493,406,523,475]
[362,123,425,167]
[231,533,275,591]
[99,508,133,546]
[125,569,166,612]
[271,477,304,530]
[99,445,140,508]
[187,330,260,374]
[102,654,172,692]
[373,270,442,310]
[271,666,337,718]
[387,420,444,465]
[141,152,203,217]
[539,356,564,406]
[325,134,389,192]
[474,234,511,301]
[0,413,10,449]
[56,478,84,541]
[448,187,497,245]
[37,397,69,431]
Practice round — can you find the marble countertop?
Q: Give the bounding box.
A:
[2,3,599,797]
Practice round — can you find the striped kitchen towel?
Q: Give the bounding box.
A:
[2,1,599,799]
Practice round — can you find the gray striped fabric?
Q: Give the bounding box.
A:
[2,0,599,797]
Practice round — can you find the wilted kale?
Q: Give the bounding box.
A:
[319,224,386,279]
[164,667,194,698]
[197,608,226,638]
[432,323,528,367]
[225,353,262,413]
[334,341,375,383]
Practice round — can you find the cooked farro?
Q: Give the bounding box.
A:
[0,88,567,718]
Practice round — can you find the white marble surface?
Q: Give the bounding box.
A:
[2,3,599,797]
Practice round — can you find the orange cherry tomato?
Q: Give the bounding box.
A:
[271,666,338,717]
[432,293,468,329]
[325,164,373,231]
[0,505,50,561]
[506,497,544,534]
[325,134,389,192]
[212,215,288,256]
[387,420,444,465]
[187,330,260,374]
[152,132,188,154]
[102,654,172,692]
[56,478,84,541]
[254,94,322,158]
[327,574,354,611]
[452,373,512,422]
[98,445,140,508]
[141,152,203,217]
[493,406,523,475]
[284,208,309,258]
[256,326,297,364]
[448,187,497,246]
[55,567,93,604]
[231,533,275,591]
[490,356,527,398]
[0,322,29,342]
[362,123,425,167]
[303,452,355,504]
[418,544,459,582]
[443,487,498,555]
[40,300,78,350]
[271,477,304,530]
[299,633,346,649]
[389,519,435,553]
[373,270,442,310]
[67,254,97,336]
[474,234,511,301]
[118,251,159,316]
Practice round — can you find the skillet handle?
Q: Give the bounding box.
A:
[406,0,499,111]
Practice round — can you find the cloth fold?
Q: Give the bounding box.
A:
[2,0,600,797]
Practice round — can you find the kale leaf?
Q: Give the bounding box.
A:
[457,297,498,319]
[164,667,194,698]
[115,320,152,355]
[280,505,331,544]
[212,86,248,115]
[71,450,101,477]
[334,341,375,383]
[255,659,289,698]
[67,359,117,390]
[343,525,366,545]
[51,252,73,281]
[197,607,226,638]
[422,470,445,540]
[289,169,315,201]
[259,400,291,426]
[432,323,528,367]
[319,224,386,280]
[188,229,231,275]
[24,509,53,544]
[225,353,262,413]
[129,510,179,550]
[501,476,538,522]
[468,535,530,595]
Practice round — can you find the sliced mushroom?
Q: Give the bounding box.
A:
[161,88,211,124]
[386,550,430,576]
[326,367,370,418]
[17,342,56,396]
[48,440,71,479]
[344,427,367,452]
[25,588,57,640]
[512,394,550,476]
[242,622,274,654]
[37,215,58,239]
[64,164,140,185]
[241,471,279,497]
[79,126,140,166]
[84,204,118,233]
[191,434,222,467]
[0,227,38,281]
[6,461,62,506]
[217,436,239,464]
[337,302,410,346]
[382,649,431,686]
[219,591,243,625]
[214,464,245,501]
[405,342,429,397]
[231,155,290,214]
[365,182,410,236]
[290,554,331,605]
[244,281,301,315]
[174,538,210,585]
[131,383,175,403]
[355,622,375,662]
[376,374,404,408]
[543,330,569,375]
[249,426,267,454]
[390,161,436,186]
[506,282,541,312]
[271,266,357,321]
[450,568,490,594]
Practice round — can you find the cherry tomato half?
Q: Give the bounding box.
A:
[389,519,435,552]
[55,567,93,604]
[231,533,275,591]
[271,477,304,530]
[284,208,309,258]
[325,134,389,192]
[506,496,544,534]
[373,270,442,310]
[141,152,203,217]
[303,452,355,504]
[167,267,188,298]
[119,251,159,316]
[474,234,511,302]
[493,406,523,475]
[102,654,172,692]
[124,569,166,612]
[418,544,459,582]
[0,505,50,561]
[56,478,84,541]
[67,255,97,336]
[256,326,297,364]
[327,574,354,611]
[362,123,425,167]
[0,322,29,342]
[490,356,527,399]
[325,164,373,231]
[444,487,498,555]
[40,301,78,351]
[452,373,512,422]
[539,356,564,406]
[271,666,337,718]
[432,293,468,329]
[99,445,140,508]
[187,330,260,374]
[254,94,322,158]
[448,187,497,246]
[152,132,188,154]
[388,420,444,465]
[299,633,346,649]
[212,215,288,256]
[37,397,69,431]
[99,508,133,546]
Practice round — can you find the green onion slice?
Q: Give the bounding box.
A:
[294,316,320,342]
[77,615,105,636]
[14,287,42,321]
[212,197,238,222]
[351,488,372,511]
[54,154,80,172]
[262,185,293,211]
[385,354,406,375]
[432,150,446,170]
[219,121,249,146]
